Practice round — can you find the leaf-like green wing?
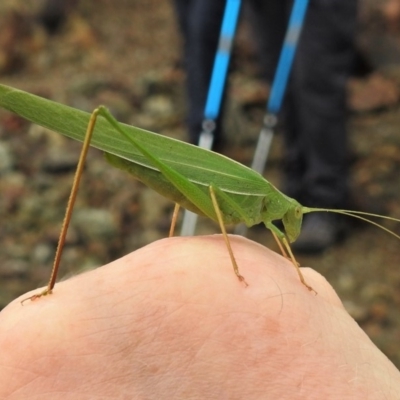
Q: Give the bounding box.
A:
[0,84,279,225]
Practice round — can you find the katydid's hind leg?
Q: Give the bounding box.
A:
[209,186,248,286]
[169,203,180,237]
[21,108,100,304]
[266,222,315,293]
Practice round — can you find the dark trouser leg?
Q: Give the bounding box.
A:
[173,0,226,144]
[283,0,357,208]
[38,0,73,33]
[244,0,288,82]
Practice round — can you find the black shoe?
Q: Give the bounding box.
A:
[291,213,346,254]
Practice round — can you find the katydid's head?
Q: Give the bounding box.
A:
[282,201,304,243]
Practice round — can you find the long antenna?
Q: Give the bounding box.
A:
[303,207,400,241]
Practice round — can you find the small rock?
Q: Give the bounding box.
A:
[342,300,369,321]
[0,141,14,174]
[42,147,79,173]
[0,172,26,212]
[72,208,118,241]
[0,259,29,279]
[369,302,390,322]
[360,282,391,301]
[32,243,54,265]
[336,272,356,291]
[142,95,174,117]
[348,73,400,112]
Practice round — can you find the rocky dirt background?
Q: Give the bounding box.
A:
[1,0,400,368]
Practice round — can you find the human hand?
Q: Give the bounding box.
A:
[1,235,399,399]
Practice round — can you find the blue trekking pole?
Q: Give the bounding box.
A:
[251,0,309,174]
[181,0,241,236]
[235,0,309,235]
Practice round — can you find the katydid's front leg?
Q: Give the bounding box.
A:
[270,231,289,259]
[266,222,315,293]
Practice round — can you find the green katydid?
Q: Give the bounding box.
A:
[0,84,399,299]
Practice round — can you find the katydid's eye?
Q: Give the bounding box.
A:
[295,206,302,218]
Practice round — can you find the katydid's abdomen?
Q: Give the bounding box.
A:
[105,152,282,227]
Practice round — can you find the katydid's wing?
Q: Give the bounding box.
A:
[0,85,276,224]
[100,108,217,220]
[106,153,208,216]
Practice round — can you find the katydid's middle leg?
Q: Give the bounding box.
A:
[169,203,180,237]
[209,186,248,286]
